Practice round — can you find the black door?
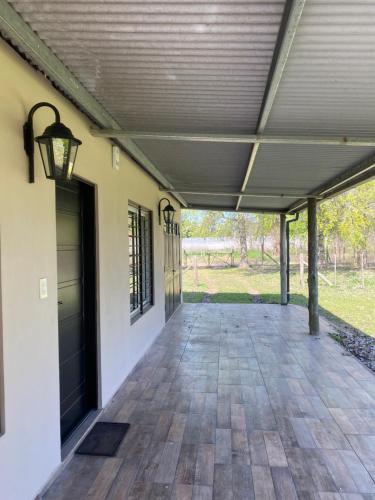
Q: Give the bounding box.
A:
[56,180,97,443]
[165,223,181,321]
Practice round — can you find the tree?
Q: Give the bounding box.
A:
[180,179,375,275]
[315,195,344,266]
[337,182,375,265]
[255,214,278,264]
[236,214,249,268]
[180,210,200,237]
[181,210,231,238]
[198,211,226,237]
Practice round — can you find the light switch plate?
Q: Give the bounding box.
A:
[39,278,48,300]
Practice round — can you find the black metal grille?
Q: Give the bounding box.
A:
[128,205,153,317]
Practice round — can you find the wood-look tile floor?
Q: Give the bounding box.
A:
[44,304,375,500]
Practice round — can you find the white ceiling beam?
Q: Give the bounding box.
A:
[236,0,306,211]
[90,130,375,147]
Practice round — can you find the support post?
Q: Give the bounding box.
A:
[280,214,287,305]
[308,198,320,335]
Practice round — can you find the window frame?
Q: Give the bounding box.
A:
[128,202,154,323]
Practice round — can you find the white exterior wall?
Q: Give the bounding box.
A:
[0,40,179,500]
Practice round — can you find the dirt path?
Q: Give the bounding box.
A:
[196,269,262,304]
[202,273,217,303]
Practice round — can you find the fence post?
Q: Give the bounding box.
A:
[360,251,365,288]
[208,252,211,267]
[299,252,304,286]
[333,252,337,286]
[231,251,234,267]
[184,250,187,267]
[194,255,198,285]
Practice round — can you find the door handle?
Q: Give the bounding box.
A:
[58,301,63,305]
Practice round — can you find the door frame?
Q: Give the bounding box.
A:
[56,175,101,452]
[164,222,182,322]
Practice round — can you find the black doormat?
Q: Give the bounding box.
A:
[76,422,130,457]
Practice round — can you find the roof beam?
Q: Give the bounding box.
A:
[184,205,284,214]
[0,0,187,207]
[236,0,306,211]
[161,188,321,199]
[91,130,375,147]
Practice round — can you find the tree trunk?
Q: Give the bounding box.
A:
[261,238,265,266]
[237,214,249,268]
[318,232,326,268]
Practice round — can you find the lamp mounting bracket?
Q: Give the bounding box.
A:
[23,102,61,183]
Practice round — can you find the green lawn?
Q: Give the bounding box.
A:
[183,266,375,337]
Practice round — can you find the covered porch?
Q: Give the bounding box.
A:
[44,304,375,499]
[1,0,375,497]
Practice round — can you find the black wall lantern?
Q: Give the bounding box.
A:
[24,102,82,183]
[158,197,176,226]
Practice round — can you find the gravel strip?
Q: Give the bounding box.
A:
[330,326,375,372]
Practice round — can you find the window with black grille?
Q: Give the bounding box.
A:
[128,204,153,320]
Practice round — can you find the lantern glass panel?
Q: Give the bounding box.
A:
[53,137,70,173]
[67,142,78,180]
[163,209,169,225]
[38,140,54,178]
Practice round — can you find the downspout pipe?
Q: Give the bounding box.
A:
[286,213,299,303]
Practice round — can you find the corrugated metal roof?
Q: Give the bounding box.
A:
[179,193,240,209]
[247,144,375,193]
[134,140,250,191]
[3,0,375,213]
[240,196,296,210]
[265,0,375,136]
[10,0,284,134]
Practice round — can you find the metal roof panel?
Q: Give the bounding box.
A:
[10,0,285,134]
[248,144,375,194]
[264,0,375,136]
[134,140,250,191]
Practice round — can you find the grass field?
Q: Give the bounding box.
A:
[183,265,375,337]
